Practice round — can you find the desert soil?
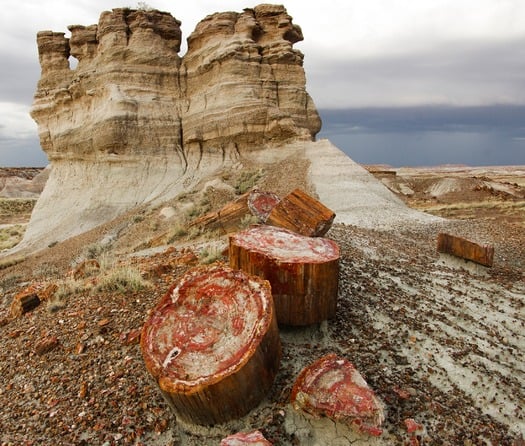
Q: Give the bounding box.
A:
[0,165,523,445]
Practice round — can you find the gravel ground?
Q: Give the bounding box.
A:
[0,211,523,445]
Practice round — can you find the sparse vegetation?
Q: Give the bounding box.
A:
[0,255,25,270]
[84,242,109,260]
[0,224,25,250]
[95,266,151,293]
[166,220,189,243]
[199,245,224,264]
[239,213,260,229]
[0,198,36,219]
[234,169,264,194]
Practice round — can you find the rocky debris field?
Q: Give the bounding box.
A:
[0,210,523,445]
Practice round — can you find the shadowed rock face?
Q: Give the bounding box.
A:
[31,5,320,165]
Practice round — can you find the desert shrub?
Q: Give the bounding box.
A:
[33,262,61,279]
[0,198,36,216]
[47,278,88,312]
[0,273,22,291]
[0,224,25,250]
[240,213,260,229]
[167,222,189,243]
[199,246,224,264]
[96,266,151,293]
[84,242,109,260]
[0,255,25,270]
[235,169,264,195]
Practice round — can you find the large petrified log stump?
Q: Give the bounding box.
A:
[437,232,494,267]
[266,188,335,236]
[229,225,340,326]
[141,265,281,425]
[291,353,384,437]
[190,189,280,234]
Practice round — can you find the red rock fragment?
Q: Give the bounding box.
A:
[98,318,110,327]
[9,282,58,318]
[404,418,424,433]
[393,386,411,400]
[291,353,384,436]
[75,342,85,354]
[69,259,100,279]
[78,381,88,399]
[35,335,59,355]
[120,329,141,345]
[220,430,273,445]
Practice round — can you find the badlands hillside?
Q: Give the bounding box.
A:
[0,4,524,446]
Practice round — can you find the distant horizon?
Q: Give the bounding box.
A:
[1,104,524,169]
[318,104,525,168]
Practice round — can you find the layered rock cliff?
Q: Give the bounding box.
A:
[23,5,321,249]
[31,5,319,165]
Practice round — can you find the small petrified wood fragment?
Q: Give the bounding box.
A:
[141,265,281,425]
[437,233,494,267]
[9,282,58,318]
[190,189,280,234]
[229,225,340,326]
[291,353,384,437]
[220,430,273,445]
[266,188,335,236]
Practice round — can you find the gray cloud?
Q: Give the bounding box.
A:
[0,135,48,167]
[0,53,40,104]
[306,38,525,107]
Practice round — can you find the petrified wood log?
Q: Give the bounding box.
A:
[141,265,281,425]
[190,189,280,234]
[229,225,340,326]
[220,430,273,445]
[9,282,58,318]
[266,188,335,237]
[437,232,494,267]
[291,353,384,437]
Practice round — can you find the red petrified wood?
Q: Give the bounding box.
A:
[291,353,384,437]
[220,430,273,445]
[266,188,335,237]
[141,265,281,425]
[190,189,280,234]
[437,232,494,267]
[229,225,340,326]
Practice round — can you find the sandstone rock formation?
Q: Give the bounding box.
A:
[23,5,321,249]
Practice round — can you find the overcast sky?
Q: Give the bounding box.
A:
[1,0,525,166]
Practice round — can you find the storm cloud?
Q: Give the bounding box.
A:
[318,105,525,166]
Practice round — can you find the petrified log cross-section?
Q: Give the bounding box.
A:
[291,353,385,437]
[140,265,281,425]
[437,233,494,267]
[229,225,340,326]
[190,190,280,234]
[266,188,335,237]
